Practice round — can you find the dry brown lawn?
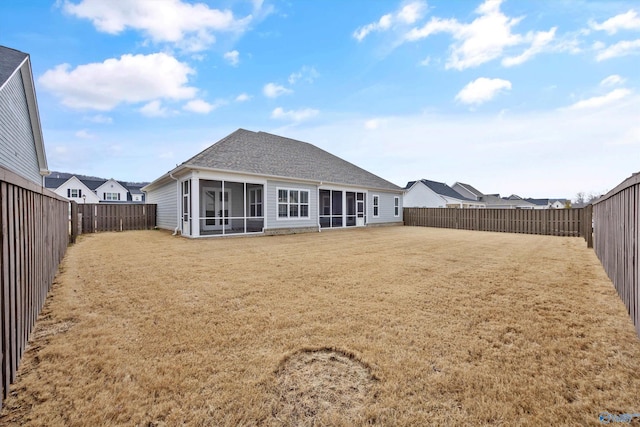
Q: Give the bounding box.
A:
[1,226,639,426]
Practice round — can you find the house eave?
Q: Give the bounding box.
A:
[144,163,403,193]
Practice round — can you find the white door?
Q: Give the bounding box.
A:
[356,192,366,226]
[201,187,231,231]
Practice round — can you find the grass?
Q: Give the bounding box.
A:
[1,226,639,426]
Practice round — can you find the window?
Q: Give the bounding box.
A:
[373,195,379,217]
[394,196,400,217]
[104,192,120,201]
[68,188,82,198]
[278,188,309,219]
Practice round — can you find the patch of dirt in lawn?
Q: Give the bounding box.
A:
[273,347,377,425]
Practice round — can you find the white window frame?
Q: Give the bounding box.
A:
[104,192,120,201]
[394,196,400,217]
[372,194,379,218]
[277,188,310,220]
[70,189,80,198]
[249,187,263,217]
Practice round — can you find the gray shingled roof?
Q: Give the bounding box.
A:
[406,179,475,201]
[0,46,27,88]
[455,182,483,198]
[181,129,401,191]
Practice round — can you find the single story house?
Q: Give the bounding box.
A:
[404,179,485,208]
[0,45,49,185]
[142,129,404,237]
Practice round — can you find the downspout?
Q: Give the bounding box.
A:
[169,172,181,235]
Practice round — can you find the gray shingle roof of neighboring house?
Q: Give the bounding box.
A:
[480,194,536,208]
[454,182,483,199]
[405,179,476,201]
[180,129,402,191]
[0,46,27,87]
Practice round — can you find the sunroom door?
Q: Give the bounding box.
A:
[201,187,231,231]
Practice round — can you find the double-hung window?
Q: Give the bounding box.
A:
[278,188,309,219]
[394,196,400,217]
[373,195,379,217]
[104,192,120,201]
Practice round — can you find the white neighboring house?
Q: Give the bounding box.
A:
[96,178,129,202]
[51,175,101,203]
[404,179,485,208]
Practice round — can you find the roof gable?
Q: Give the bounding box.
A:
[96,178,129,193]
[417,179,475,201]
[0,46,48,177]
[0,46,27,89]
[179,129,401,191]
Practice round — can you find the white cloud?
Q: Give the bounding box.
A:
[288,66,319,85]
[600,74,625,86]
[353,1,426,41]
[62,0,252,52]
[235,93,251,102]
[364,119,384,130]
[595,39,640,61]
[139,100,170,117]
[183,99,223,114]
[502,27,556,67]
[405,0,555,70]
[271,107,319,122]
[84,114,113,124]
[263,82,293,98]
[456,77,512,105]
[75,129,95,139]
[567,88,631,110]
[419,56,431,66]
[39,53,197,111]
[224,50,239,66]
[590,9,640,35]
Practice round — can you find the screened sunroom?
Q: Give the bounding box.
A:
[195,179,264,236]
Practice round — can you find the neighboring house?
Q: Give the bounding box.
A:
[96,178,129,202]
[453,182,536,209]
[142,129,404,237]
[0,45,49,184]
[128,185,145,202]
[46,175,101,203]
[45,173,147,203]
[524,198,570,209]
[404,179,485,208]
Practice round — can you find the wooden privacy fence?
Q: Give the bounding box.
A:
[77,203,156,233]
[593,173,639,336]
[0,166,69,409]
[404,207,588,238]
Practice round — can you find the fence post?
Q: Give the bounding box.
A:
[69,201,78,244]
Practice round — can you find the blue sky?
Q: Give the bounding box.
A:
[1,0,638,198]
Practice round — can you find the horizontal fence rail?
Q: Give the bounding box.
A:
[593,173,639,337]
[78,204,156,233]
[0,166,69,409]
[404,207,586,237]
